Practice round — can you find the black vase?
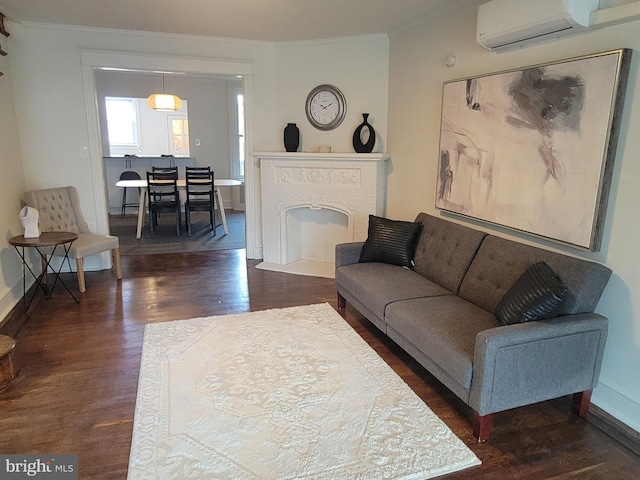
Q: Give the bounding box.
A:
[284,123,300,152]
[352,113,375,153]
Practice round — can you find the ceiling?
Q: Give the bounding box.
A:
[0,0,477,42]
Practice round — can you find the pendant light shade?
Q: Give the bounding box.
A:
[147,73,183,111]
[147,93,183,111]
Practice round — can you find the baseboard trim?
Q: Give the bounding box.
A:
[0,282,44,337]
[588,403,640,456]
[555,394,640,456]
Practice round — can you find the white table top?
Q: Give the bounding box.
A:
[116,178,242,188]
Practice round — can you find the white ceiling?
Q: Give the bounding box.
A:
[0,0,477,42]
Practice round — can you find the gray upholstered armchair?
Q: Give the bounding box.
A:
[24,186,121,293]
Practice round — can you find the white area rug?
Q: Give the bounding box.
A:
[128,303,481,479]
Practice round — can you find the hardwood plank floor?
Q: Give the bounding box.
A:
[1,250,639,479]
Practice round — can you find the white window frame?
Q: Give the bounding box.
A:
[105,97,140,154]
[228,85,245,180]
[167,115,190,156]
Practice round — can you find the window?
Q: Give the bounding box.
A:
[105,97,139,146]
[105,97,190,156]
[237,93,245,178]
[169,116,189,156]
[229,87,245,179]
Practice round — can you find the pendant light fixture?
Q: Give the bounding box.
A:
[147,73,183,111]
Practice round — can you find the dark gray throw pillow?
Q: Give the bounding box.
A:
[359,215,422,268]
[496,261,570,326]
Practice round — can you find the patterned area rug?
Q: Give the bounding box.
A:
[128,303,481,479]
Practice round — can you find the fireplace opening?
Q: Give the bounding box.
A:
[283,206,351,267]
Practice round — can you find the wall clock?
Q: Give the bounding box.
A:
[305,84,347,131]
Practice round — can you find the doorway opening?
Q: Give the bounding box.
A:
[94,68,247,255]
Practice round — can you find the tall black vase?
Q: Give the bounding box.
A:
[352,113,375,153]
[284,123,300,152]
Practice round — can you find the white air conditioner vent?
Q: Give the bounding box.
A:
[477,0,599,52]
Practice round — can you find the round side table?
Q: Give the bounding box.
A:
[9,231,80,311]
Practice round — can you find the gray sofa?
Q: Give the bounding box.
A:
[335,212,612,441]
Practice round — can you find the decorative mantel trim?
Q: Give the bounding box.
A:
[253,152,390,162]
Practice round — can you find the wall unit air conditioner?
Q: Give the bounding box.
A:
[476,0,599,52]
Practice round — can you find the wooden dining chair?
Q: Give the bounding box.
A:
[184,166,216,237]
[146,170,181,237]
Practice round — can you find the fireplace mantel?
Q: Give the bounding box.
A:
[255,151,389,278]
[253,152,390,162]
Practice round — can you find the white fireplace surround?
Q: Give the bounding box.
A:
[255,152,389,278]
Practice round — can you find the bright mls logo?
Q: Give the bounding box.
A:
[1,455,78,479]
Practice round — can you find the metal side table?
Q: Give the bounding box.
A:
[9,231,80,310]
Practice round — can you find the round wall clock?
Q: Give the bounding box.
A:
[305,84,347,131]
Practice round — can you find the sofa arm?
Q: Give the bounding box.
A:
[335,242,365,268]
[468,313,608,416]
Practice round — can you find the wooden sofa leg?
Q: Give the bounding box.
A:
[337,292,346,312]
[113,247,122,280]
[572,389,593,417]
[76,258,86,293]
[472,412,493,442]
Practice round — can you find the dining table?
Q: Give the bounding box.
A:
[115,178,242,238]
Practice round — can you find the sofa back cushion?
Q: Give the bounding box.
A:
[459,236,612,315]
[413,213,487,294]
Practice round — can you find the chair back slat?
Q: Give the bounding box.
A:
[152,166,178,174]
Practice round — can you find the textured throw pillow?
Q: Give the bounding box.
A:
[495,261,570,326]
[359,215,422,268]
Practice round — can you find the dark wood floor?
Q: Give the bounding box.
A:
[1,249,639,479]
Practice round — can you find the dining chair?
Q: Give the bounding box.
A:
[24,186,122,293]
[184,166,216,237]
[146,170,181,237]
[119,170,141,218]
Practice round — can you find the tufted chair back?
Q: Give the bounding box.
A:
[24,186,90,234]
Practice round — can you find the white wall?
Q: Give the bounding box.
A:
[0,39,28,326]
[274,35,389,154]
[387,1,640,432]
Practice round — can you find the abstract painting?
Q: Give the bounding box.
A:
[436,49,631,251]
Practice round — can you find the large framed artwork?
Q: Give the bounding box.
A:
[436,49,631,251]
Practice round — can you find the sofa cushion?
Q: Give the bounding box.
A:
[335,262,452,322]
[359,215,422,268]
[495,262,570,325]
[459,236,612,315]
[385,296,500,392]
[412,213,487,294]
